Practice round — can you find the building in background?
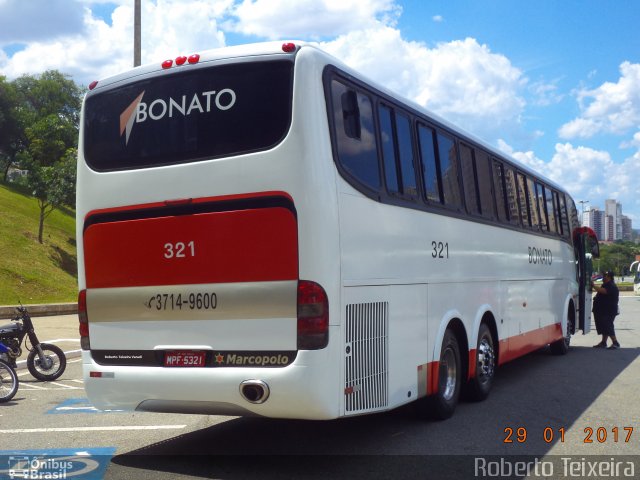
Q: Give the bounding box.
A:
[622,215,633,241]
[583,208,605,241]
[582,199,632,242]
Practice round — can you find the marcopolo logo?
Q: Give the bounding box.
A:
[119,88,237,145]
[213,351,294,367]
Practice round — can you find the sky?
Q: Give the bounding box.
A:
[0,0,639,225]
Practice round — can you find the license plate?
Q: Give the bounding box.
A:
[164,351,206,367]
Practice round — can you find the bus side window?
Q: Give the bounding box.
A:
[492,159,508,222]
[395,112,418,198]
[331,80,381,191]
[545,186,558,234]
[418,124,442,204]
[553,190,564,236]
[504,166,520,226]
[436,132,462,209]
[378,105,418,199]
[527,178,540,229]
[564,194,578,233]
[460,143,480,215]
[517,173,532,228]
[475,150,494,219]
[378,104,400,194]
[532,181,545,230]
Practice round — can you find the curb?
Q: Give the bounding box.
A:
[0,303,77,319]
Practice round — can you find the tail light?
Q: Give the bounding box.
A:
[78,289,90,350]
[297,281,329,350]
[282,42,297,53]
[161,54,200,69]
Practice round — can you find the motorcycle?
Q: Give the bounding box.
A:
[0,342,18,402]
[0,304,66,381]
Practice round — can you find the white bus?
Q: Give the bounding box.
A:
[77,41,599,420]
[630,261,640,295]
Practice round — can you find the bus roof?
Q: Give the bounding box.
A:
[87,40,569,197]
[88,41,310,91]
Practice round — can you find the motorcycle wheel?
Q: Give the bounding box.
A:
[27,343,67,381]
[0,359,18,402]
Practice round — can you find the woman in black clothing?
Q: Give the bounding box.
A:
[591,271,620,349]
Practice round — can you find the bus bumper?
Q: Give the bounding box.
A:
[82,349,340,420]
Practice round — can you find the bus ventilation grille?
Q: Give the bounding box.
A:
[344,302,389,413]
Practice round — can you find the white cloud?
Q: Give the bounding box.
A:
[620,131,640,149]
[559,61,640,140]
[0,0,231,85]
[227,0,401,39]
[1,0,526,143]
[0,0,85,44]
[432,15,444,23]
[500,140,640,222]
[529,80,564,106]
[321,31,526,142]
[140,0,230,62]
[497,139,547,173]
[546,143,614,199]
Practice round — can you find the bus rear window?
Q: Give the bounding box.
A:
[83,60,293,171]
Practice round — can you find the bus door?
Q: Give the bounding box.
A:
[573,227,599,334]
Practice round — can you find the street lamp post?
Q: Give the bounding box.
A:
[134,0,141,67]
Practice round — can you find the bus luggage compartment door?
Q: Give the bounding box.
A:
[82,196,299,353]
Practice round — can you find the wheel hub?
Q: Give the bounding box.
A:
[477,339,495,379]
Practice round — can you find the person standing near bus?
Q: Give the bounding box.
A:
[592,271,620,349]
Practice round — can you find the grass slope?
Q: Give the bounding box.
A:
[0,183,77,305]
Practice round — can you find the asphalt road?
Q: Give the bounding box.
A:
[0,295,638,479]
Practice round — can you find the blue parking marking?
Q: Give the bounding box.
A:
[0,447,116,479]
[46,398,122,414]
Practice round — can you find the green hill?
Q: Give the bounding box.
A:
[0,182,77,305]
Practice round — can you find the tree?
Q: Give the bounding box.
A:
[13,71,82,243]
[0,76,24,181]
[597,242,640,276]
[24,148,77,244]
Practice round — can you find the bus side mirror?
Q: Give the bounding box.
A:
[341,90,361,140]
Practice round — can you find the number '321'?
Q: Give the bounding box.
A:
[164,241,195,259]
[431,241,449,259]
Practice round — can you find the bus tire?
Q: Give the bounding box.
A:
[550,316,572,356]
[465,323,496,402]
[426,329,462,420]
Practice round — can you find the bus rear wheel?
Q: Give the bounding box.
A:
[465,323,496,402]
[426,329,462,420]
[550,315,573,356]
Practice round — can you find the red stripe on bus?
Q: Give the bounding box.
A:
[426,360,439,396]
[499,323,563,365]
[467,349,476,380]
[84,206,298,288]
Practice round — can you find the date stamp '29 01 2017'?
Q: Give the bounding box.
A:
[503,426,635,444]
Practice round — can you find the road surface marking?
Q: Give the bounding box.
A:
[0,425,186,433]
